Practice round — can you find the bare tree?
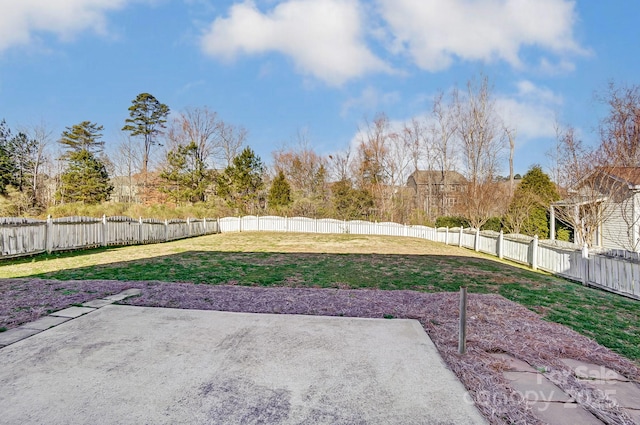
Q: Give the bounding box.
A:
[216,122,246,168]
[551,124,610,247]
[597,82,640,166]
[21,121,52,209]
[328,148,352,182]
[454,75,507,228]
[272,130,329,216]
[273,130,328,200]
[505,126,517,198]
[112,132,142,203]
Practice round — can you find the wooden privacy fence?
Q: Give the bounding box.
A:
[0,215,219,258]
[1,214,638,300]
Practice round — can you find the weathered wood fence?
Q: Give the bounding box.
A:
[0,215,219,258]
[0,214,638,300]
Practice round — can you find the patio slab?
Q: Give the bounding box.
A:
[0,305,487,425]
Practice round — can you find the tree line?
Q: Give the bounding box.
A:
[2,77,638,245]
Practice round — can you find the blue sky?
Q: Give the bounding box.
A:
[0,0,638,176]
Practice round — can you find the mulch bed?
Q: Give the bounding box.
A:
[1,278,639,425]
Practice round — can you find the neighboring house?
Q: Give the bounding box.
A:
[110,176,140,204]
[552,167,640,251]
[407,170,467,218]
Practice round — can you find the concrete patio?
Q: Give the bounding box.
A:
[0,301,486,424]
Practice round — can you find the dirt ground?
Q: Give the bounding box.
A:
[1,278,639,424]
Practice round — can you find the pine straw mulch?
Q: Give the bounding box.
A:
[1,278,639,425]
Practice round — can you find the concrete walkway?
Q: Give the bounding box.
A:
[0,292,486,425]
[491,353,640,424]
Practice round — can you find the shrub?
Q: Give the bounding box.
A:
[435,216,469,228]
[481,217,503,232]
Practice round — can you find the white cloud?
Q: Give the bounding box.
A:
[200,0,389,86]
[376,0,584,71]
[341,86,400,117]
[497,80,561,141]
[0,0,132,52]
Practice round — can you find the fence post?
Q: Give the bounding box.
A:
[404,223,408,237]
[257,215,260,232]
[164,219,169,242]
[187,217,191,237]
[474,228,480,252]
[550,205,556,241]
[445,227,449,245]
[203,217,207,235]
[285,216,289,232]
[239,216,242,233]
[46,215,53,253]
[459,227,463,248]
[458,286,467,355]
[139,217,143,243]
[101,215,107,247]
[498,230,504,259]
[531,235,539,270]
[315,217,318,234]
[582,244,589,285]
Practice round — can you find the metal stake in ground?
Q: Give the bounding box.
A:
[458,286,467,355]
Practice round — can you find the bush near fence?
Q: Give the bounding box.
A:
[1,215,638,301]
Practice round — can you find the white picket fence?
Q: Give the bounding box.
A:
[219,216,640,300]
[1,214,638,300]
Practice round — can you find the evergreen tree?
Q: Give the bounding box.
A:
[268,170,292,210]
[159,142,211,205]
[122,93,170,175]
[0,120,17,195]
[504,165,559,237]
[331,179,375,220]
[59,121,104,154]
[56,150,113,204]
[215,147,265,214]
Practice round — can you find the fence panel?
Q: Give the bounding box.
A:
[537,243,575,275]
[166,219,189,241]
[106,216,140,245]
[50,216,102,251]
[258,216,287,232]
[406,225,436,241]
[460,230,476,249]
[0,218,47,257]
[141,219,166,243]
[317,218,345,234]
[502,237,530,264]
[377,222,405,237]
[219,217,240,232]
[478,233,498,255]
[348,220,374,235]
[286,217,314,233]
[588,255,640,299]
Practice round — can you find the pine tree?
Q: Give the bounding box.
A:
[504,165,559,237]
[56,150,113,204]
[59,121,104,154]
[215,147,265,214]
[159,142,211,205]
[122,93,170,175]
[268,170,292,210]
[0,120,17,195]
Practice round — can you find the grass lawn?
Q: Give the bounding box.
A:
[1,231,639,362]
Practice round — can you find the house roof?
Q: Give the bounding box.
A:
[408,170,467,185]
[600,167,640,188]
